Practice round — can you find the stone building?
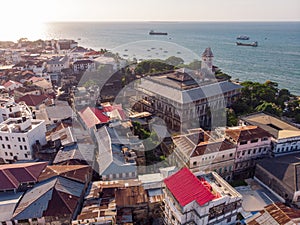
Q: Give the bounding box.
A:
[131,48,241,132]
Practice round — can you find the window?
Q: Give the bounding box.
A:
[253,149,256,154]
[193,161,197,166]
[22,137,25,142]
[222,155,225,158]
[5,137,8,141]
[24,154,28,158]
[248,149,251,154]
[10,152,13,156]
[5,152,7,156]
[259,148,262,153]
[18,137,21,142]
[242,151,245,156]
[1,144,4,149]
[262,137,268,141]
[0,136,2,141]
[251,139,259,143]
[240,140,247,145]
[24,146,27,150]
[7,145,11,149]
[229,153,233,157]
[20,146,23,150]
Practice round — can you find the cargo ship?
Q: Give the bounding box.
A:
[149,30,168,35]
[236,41,258,47]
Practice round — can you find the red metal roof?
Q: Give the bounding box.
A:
[79,107,110,128]
[0,162,47,191]
[164,167,215,207]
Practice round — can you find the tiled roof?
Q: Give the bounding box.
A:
[191,140,236,157]
[164,167,215,207]
[3,80,22,88]
[17,94,48,106]
[0,162,47,191]
[225,125,272,143]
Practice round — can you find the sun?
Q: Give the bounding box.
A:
[0,0,47,41]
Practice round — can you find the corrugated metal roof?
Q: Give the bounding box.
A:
[138,78,241,104]
[13,177,85,220]
[0,162,47,191]
[0,192,24,221]
[164,167,215,207]
[96,126,137,176]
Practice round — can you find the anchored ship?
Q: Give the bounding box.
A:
[149,30,168,35]
[236,41,258,47]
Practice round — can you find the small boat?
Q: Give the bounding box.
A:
[236,41,258,47]
[237,35,250,40]
[149,30,168,35]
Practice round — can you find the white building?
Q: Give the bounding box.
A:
[0,117,46,162]
[72,59,96,73]
[47,55,69,73]
[164,168,242,225]
[0,96,32,122]
[241,112,300,156]
[3,80,23,92]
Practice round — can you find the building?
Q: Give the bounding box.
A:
[45,101,75,123]
[14,86,42,98]
[245,203,300,225]
[12,176,86,225]
[94,126,137,180]
[0,96,32,122]
[254,153,300,208]
[17,94,50,110]
[225,125,272,179]
[72,59,96,73]
[72,179,150,225]
[3,80,23,92]
[46,55,69,73]
[241,112,300,156]
[163,167,242,225]
[131,49,241,131]
[0,117,46,162]
[171,128,236,181]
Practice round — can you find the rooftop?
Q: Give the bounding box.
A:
[164,167,216,207]
[242,112,300,139]
[225,125,272,143]
[246,203,300,225]
[136,76,241,104]
[256,153,300,192]
[0,162,47,191]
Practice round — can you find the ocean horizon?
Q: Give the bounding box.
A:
[2,21,300,95]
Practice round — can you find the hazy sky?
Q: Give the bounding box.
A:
[1,0,300,23]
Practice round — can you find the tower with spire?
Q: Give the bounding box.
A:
[201,47,214,75]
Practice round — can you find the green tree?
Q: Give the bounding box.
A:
[165,56,184,66]
[255,101,282,116]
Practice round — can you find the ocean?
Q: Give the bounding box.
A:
[11,22,300,94]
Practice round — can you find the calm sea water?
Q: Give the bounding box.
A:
[41,22,300,95]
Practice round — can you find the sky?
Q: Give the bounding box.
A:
[1,0,300,24]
